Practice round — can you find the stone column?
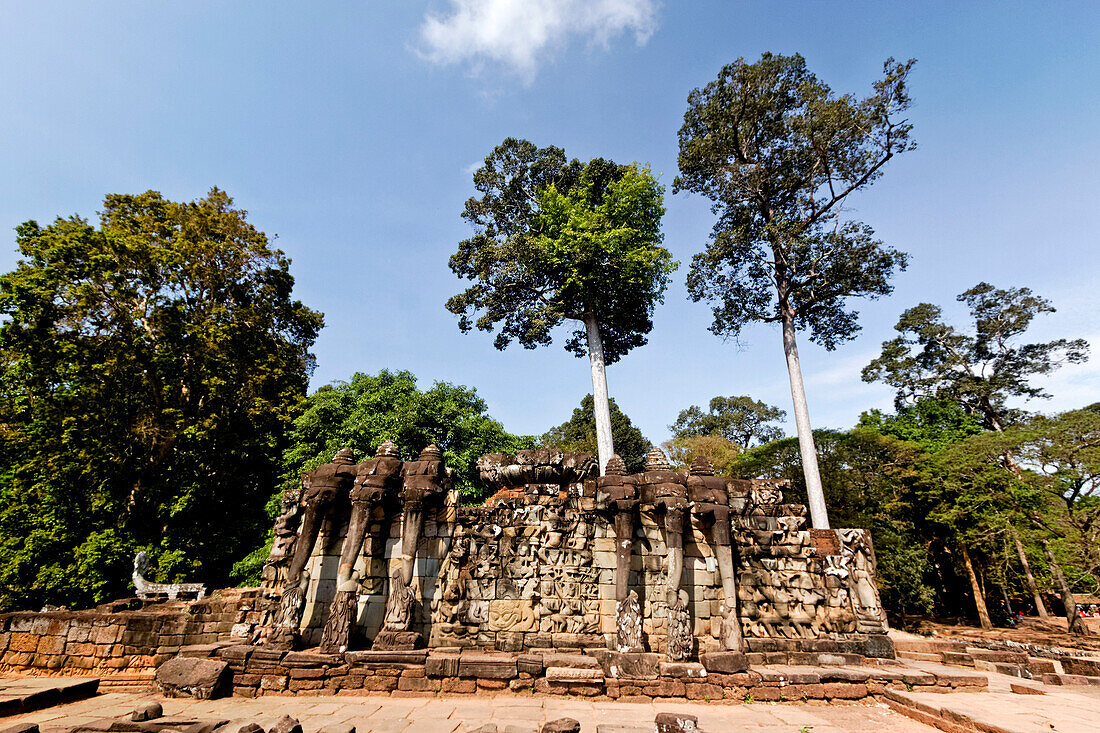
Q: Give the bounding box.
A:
[274,448,357,639]
[373,444,449,650]
[687,455,744,652]
[597,455,642,652]
[642,447,692,661]
[320,441,403,653]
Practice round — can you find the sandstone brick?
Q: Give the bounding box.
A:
[823,682,867,699]
[398,676,440,692]
[442,677,476,693]
[8,632,39,653]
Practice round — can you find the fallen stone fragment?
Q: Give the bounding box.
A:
[541,718,581,733]
[1010,682,1045,695]
[269,715,303,733]
[155,656,231,699]
[655,712,698,733]
[236,725,264,733]
[316,726,356,733]
[131,701,163,721]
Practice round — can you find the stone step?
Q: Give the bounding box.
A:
[891,638,966,654]
[966,648,1029,665]
[941,651,974,666]
[1041,672,1100,686]
[973,660,1028,678]
[896,650,943,663]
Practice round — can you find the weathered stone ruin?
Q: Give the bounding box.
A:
[253,444,889,658]
[0,443,923,703]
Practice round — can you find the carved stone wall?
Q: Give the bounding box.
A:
[256,448,888,654]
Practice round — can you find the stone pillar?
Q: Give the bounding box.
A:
[687,455,744,652]
[640,447,692,660]
[373,444,449,650]
[273,448,357,641]
[319,441,403,653]
[597,455,642,652]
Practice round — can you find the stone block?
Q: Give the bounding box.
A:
[542,653,598,669]
[154,656,230,699]
[699,651,749,673]
[544,666,603,682]
[541,719,581,733]
[658,662,706,679]
[425,653,461,677]
[131,701,163,721]
[654,712,697,733]
[458,654,517,679]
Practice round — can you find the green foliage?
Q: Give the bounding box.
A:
[675,53,913,346]
[279,370,534,501]
[541,394,649,473]
[859,398,983,454]
[863,283,1089,430]
[662,434,741,476]
[447,138,676,363]
[0,189,323,610]
[670,395,785,448]
[231,369,533,584]
[1012,409,1100,589]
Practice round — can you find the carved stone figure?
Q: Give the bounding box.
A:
[132,552,206,601]
[637,446,691,656]
[687,455,744,652]
[382,568,416,632]
[319,441,403,653]
[319,571,360,653]
[667,589,693,661]
[616,590,643,652]
[839,528,888,634]
[373,444,449,650]
[596,456,635,587]
[275,448,358,635]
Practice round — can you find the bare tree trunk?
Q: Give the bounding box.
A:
[583,314,615,475]
[960,543,993,630]
[1012,529,1049,620]
[1043,541,1092,637]
[780,315,829,529]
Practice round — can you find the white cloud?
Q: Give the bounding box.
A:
[418,0,659,82]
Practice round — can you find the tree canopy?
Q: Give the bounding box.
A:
[447,138,675,363]
[670,395,785,448]
[0,189,323,610]
[863,282,1089,431]
[541,394,649,474]
[675,53,914,348]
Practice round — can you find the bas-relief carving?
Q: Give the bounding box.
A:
[839,528,889,634]
[255,441,891,657]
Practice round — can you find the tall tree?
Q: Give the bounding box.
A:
[675,53,915,528]
[0,189,323,610]
[862,282,1089,431]
[541,394,649,474]
[447,138,675,474]
[670,394,785,448]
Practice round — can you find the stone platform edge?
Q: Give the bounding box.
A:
[171,642,985,703]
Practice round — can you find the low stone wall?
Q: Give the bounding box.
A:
[0,589,260,674]
[174,642,981,702]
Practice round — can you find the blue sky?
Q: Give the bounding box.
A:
[2,1,1098,444]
